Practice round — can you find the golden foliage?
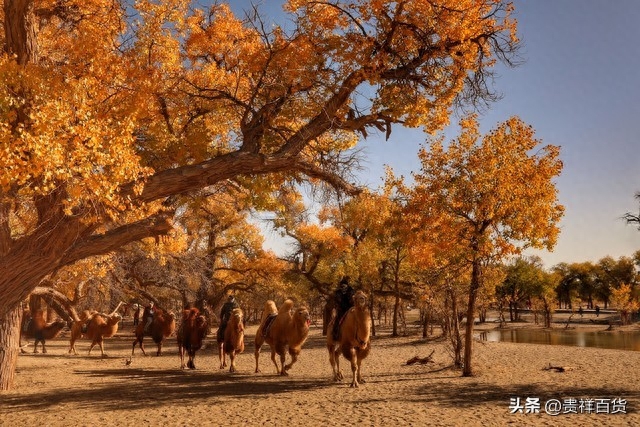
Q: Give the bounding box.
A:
[410,115,564,259]
[610,284,639,313]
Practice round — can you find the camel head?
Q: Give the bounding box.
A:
[230,308,244,332]
[353,291,367,310]
[107,313,122,326]
[195,315,208,340]
[294,307,311,327]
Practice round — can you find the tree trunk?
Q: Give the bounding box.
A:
[0,305,23,390]
[422,306,430,338]
[391,258,400,337]
[449,288,462,368]
[368,288,376,337]
[463,259,481,377]
[392,296,399,336]
[3,0,38,65]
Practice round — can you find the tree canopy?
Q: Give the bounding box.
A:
[0,0,519,390]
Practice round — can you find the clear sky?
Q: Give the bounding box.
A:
[232,1,640,268]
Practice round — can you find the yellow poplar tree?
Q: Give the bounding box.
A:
[410,116,564,376]
[0,0,519,389]
[609,284,639,325]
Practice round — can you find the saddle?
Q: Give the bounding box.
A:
[261,313,278,339]
[333,307,354,340]
[81,318,92,334]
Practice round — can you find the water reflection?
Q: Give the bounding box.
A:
[478,329,640,351]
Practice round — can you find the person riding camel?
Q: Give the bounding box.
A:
[144,302,155,334]
[217,294,240,342]
[332,276,355,340]
[133,304,141,326]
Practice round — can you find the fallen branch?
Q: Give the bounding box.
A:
[405,350,435,365]
[543,363,574,373]
[19,342,30,354]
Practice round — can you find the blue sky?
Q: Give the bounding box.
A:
[233,1,640,268]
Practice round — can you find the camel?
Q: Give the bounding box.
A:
[132,308,176,356]
[69,302,124,357]
[254,299,310,376]
[220,307,245,372]
[327,290,371,387]
[20,310,67,354]
[177,307,209,369]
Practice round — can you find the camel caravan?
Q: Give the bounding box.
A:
[19,284,373,387]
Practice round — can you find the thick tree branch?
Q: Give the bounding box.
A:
[293,160,361,195]
[31,286,80,322]
[59,212,174,268]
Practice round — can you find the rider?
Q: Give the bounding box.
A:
[133,304,141,326]
[332,276,355,340]
[144,302,155,333]
[217,294,239,342]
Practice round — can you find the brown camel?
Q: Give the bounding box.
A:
[132,308,176,356]
[177,307,208,369]
[254,299,310,376]
[69,305,123,357]
[20,310,67,354]
[327,290,371,387]
[221,307,245,372]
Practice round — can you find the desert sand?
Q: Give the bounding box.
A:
[1,314,639,427]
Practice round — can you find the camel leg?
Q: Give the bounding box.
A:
[328,343,340,381]
[356,355,365,384]
[132,337,147,356]
[69,337,77,355]
[278,351,288,376]
[139,340,147,356]
[349,347,359,388]
[219,342,226,369]
[33,339,40,354]
[42,340,47,354]
[284,349,300,373]
[269,348,280,375]
[254,337,263,373]
[179,346,186,369]
[334,347,344,381]
[229,352,236,373]
[131,335,147,356]
[156,341,163,357]
[188,351,196,369]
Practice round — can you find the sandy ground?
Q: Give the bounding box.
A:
[2,314,640,427]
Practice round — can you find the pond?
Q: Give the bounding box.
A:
[478,328,640,352]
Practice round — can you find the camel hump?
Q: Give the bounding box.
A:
[261,301,277,321]
[278,299,294,315]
